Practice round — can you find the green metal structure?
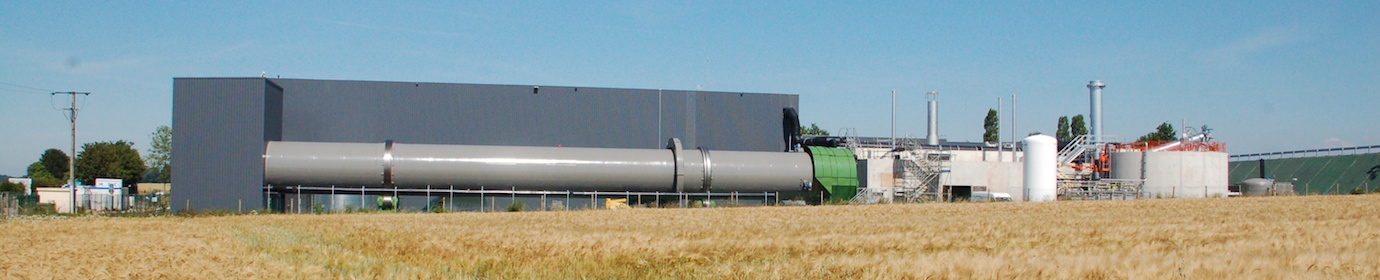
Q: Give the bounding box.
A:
[1229,153,1380,194]
[805,146,860,201]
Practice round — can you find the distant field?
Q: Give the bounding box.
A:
[3,195,1379,279]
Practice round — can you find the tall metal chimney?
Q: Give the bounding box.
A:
[926,91,939,146]
[1087,80,1105,144]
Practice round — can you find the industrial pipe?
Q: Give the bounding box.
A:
[1088,80,1105,144]
[926,91,939,146]
[264,139,815,193]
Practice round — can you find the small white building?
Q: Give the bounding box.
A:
[35,178,126,213]
[7,178,33,195]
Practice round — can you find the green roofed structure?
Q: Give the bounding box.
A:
[806,146,860,201]
[1229,146,1380,195]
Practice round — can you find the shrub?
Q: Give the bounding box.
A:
[0,181,25,194]
[429,204,449,213]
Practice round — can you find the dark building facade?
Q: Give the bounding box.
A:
[171,78,798,211]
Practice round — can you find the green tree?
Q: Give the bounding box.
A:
[75,140,146,188]
[1070,115,1088,139]
[39,149,69,180]
[145,125,172,182]
[25,162,63,187]
[983,109,999,143]
[800,123,829,136]
[26,162,52,180]
[1056,116,1070,142]
[1137,122,1178,142]
[0,181,25,194]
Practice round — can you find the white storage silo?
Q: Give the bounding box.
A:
[1022,135,1057,202]
[1109,150,1229,198]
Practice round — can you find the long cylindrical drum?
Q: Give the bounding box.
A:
[706,151,813,192]
[391,144,674,191]
[263,141,814,193]
[264,142,385,187]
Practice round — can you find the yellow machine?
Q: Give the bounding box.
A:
[604,198,631,210]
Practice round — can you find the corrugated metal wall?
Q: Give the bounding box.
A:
[1229,153,1380,194]
[171,78,282,212]
[172,78,798,211]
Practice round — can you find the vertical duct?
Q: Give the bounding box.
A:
[926,91,939,146]
[782,108,801,152]
[1087,80,1105,144]
[1258,158,1267,179]
[890,90,896,149]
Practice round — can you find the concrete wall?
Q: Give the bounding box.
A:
[944,161,1023,199]
[36,188,73,213]
[852,147,1024,200]
[1110,151,1229,198]
[172,78,797,211]
[856,158,895,202]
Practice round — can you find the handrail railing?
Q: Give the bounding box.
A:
[1230,145,1380,161]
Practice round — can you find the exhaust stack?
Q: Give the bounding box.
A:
[926,91,939,146]
[1087,80,1105,144]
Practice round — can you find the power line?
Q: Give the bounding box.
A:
[53,91,90,213]
[0,81,57,93]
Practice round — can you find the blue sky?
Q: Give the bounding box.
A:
[2,1,1377,176]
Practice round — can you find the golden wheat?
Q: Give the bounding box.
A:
[3,195,1379,279]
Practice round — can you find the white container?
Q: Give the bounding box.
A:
[1023,135,1057,202]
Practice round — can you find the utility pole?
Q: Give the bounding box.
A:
[891,90,896,149]
[53,91,90,213]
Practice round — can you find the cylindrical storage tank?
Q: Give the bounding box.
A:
[1108,151,1144,180]
[1241,178,1273,196]
[1108,150,1229,198]
[390,143,676,191]
[265,141,386,187]
[1022,135,1057,202]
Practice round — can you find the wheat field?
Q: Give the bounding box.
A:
[2,195,1378,279]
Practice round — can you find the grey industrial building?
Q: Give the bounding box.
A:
[171,78,799,212]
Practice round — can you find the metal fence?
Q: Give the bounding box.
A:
[0,193,41,217]
[125,193,170,214]
[1,192,168,217]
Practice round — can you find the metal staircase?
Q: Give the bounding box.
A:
[895,149,950,202]
[1057,135,1091,164]
[850,187,883,204]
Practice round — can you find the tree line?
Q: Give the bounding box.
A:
[980,109,1178,143]
[8,125,170,194]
